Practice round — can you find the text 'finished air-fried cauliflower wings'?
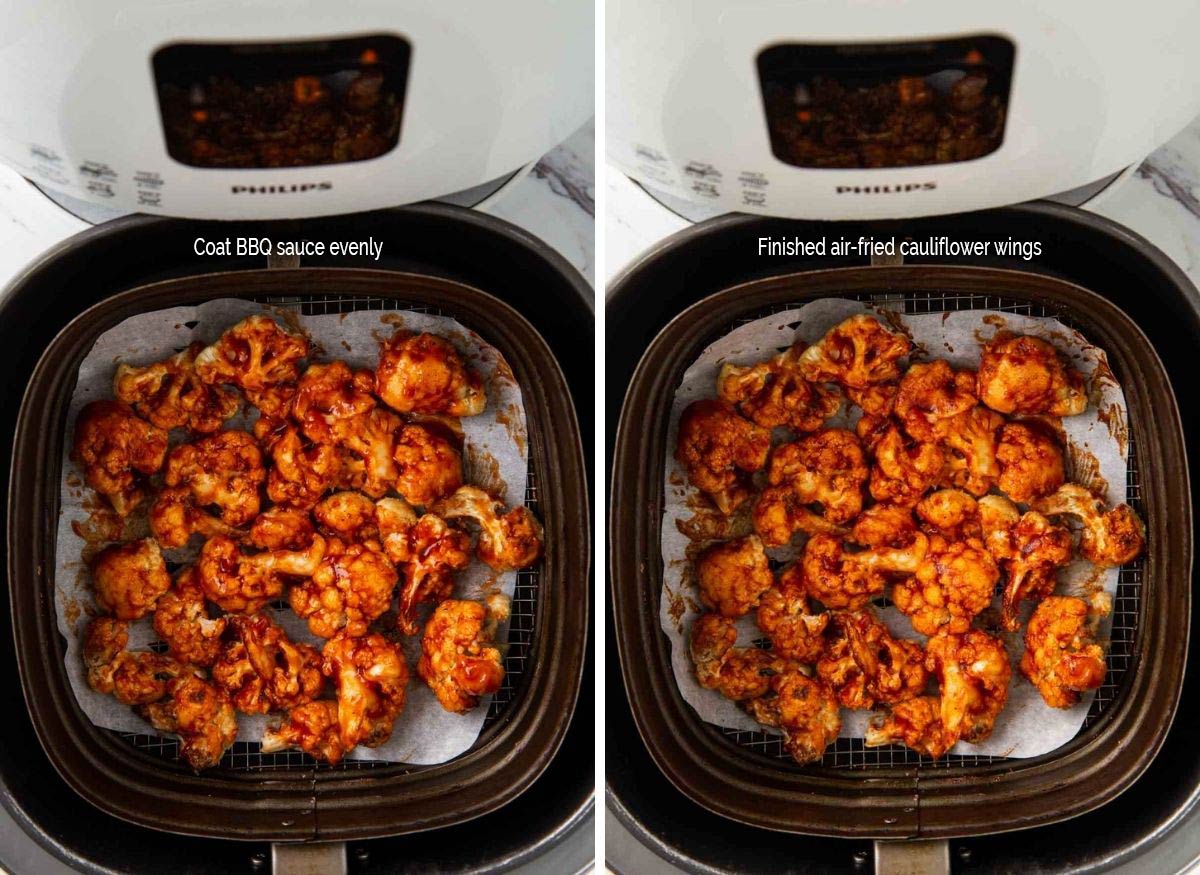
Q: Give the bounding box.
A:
[1036,484,1146,568]
[816,608,927,710]
[1020,595,1108,708]
[114,342,240,434]
[689,613,780,702]
[976,333,1088,417]
[72,400,169,516]
[799,314,911,389]
[212,613,324,715]
[194,314,310,418]
[675,399,771,516]
[375,331,487,418]
[717,341,840,432]
[435,485,544,572]
[91,537,172,620]
[744,669,842,765]
[979,494,1073,631]
[694,534,775,619]
[419,599,506,713]
[322,632,409,750]
[137,674,238,772]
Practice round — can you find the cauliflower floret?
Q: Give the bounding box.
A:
[978,494,1073,631]
[137,674,238,771]
[114,342,239,433]
[375,332,487,417]
[418,599,505,713]
[323,632,410,749]
[756,576,829,664]
[211,613,324,714]
[198,531,325,614]
[164,430,266,526]
[892,536,998,636]
[894,360,977,442]
[313,491,379,541]
[927,629,1011,744]
[332,408,404,498]
[149,486,243,549]
[434,485,543,572]
[689,613,780,701]
[743,669,841,765]
[816,609,927,710]
[153,566,227,667]
[694,534,774,619]
[195,315,309,418]
[996,421,1066,503]
[262,700,346,764]
[935,406,1006,497]
[675,399,771,515]
[263,424,342,510]
[393,513,473,635]
[866,696,957,758]
[1020,595,1108,708]
[798,314,911,389]
[977,333,1087,416]
[393,423,464,507]
[71,400,168,516]
[1036,484,1146,567]
[290,538,398,638]
[915,489,981,540]
[752,483,848,547]
[92,538,172,620]
[717,341,840,432]
[766,428,868,527]
[868,424,944,507]
[83,616,183,704]
[290,360,376,444]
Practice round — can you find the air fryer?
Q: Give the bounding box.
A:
[0,205,594,873]
[606,203,1200,872]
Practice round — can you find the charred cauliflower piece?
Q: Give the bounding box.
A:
[83,616,183,705]
[798,314,911,389]
[92,538,172,620]
[435,485,543,572]
[114,342,239,433]
[418,599,506,713]
[894,360,977,442]
[816,609,927,710]
[262,700,346,764]
[977,333,1087,416]
[376,332,486,417]
[717,342,840,432]
[675,399,771,515]
[978,494,1073,631]
[71,400,168,516]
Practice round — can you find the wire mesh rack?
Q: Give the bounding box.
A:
[115,293,540,772]
[704,289,1144,769]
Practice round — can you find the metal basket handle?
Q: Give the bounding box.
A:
[874,839,950,875]
[271,842,348,875]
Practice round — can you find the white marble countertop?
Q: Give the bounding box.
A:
[0,119,595,298]
[605,114,1200,300]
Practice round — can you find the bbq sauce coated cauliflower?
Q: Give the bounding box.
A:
[978,495,1073,631]
[689,613,780,701]
[756,574,829,664]
[717,341,840,432]
[1021,596,1108,708]
[194,315,309,418]
[744,669,841,765]
[92,538,172,620]
[114,342,239,434]
[418,599,506,713]
[892,535,998,636]
[816,609,927,710]
[799,314,911,389]
[694,534,774,619]
[675,399,771,515]
[164,430,266,527]
[435,486,543,572]
[83,616,183,705]
[977,333,1087,416]
[1036,484,1146,568]
[198,530,325,614]
[376,331,487,417]
[290,360,376,445]
[153,566,227,667]
[894,360,977,442]
[766,429,868,527]
[137,674,239,771]
[323,632,410,749]
[212,613,324,714]
[996,420,1066,503]
[262,700,346,764]
[393,423,464,507]
[290,538,398,639]
[72,400,169,516]
[263,423,342,510]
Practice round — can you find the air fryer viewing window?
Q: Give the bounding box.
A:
[757,36,1014,169]
[154,36,410,169]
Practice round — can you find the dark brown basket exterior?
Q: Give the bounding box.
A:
[9,267,589,841]
[610,264,1190,839]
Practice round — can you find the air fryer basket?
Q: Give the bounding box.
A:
[610,263,1190,838]
[10,266,589,841]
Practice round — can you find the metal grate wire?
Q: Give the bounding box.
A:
[116,293,540,772]
[707,290,1144,769]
